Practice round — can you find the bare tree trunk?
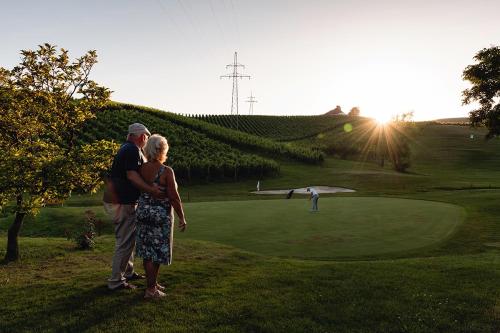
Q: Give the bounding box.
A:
[4,195,25,262]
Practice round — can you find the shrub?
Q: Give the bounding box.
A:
[72,210,98,250]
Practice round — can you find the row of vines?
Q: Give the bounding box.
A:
[193,114,353,141]
[77,108,280,183]
[108,103,325,164]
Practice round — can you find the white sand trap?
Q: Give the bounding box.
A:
[252,186,355,195]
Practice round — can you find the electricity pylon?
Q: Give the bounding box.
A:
[220,51,250,129]
[246,92,257,115]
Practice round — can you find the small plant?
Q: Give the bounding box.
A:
[72,210,98,250]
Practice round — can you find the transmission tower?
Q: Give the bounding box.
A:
[246,92,258,115]
[220,51,250,129]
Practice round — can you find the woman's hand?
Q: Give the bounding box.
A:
[178,218,187,232]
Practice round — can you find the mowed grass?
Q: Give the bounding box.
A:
[1,236,500,333]
[1,198,465,259]
[179,197,465,259]
[0,206,112,237]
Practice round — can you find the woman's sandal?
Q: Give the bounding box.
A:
[144,288,166,299]
[156,283,166,291]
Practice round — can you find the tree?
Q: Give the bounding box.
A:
[348,106,360,117]
[373,122,411,172]
[392,111,414,123]
[462,45,500,138]
[0,43,118,262]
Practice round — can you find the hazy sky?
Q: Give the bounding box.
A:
[1,0,499,120]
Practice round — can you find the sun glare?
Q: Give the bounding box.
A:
[374,113,392,125]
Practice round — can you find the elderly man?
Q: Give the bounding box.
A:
[104,123,164,290]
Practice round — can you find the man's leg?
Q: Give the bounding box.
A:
[313,196,319,211]
[106,204,137,290]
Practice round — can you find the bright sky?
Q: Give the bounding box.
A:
[1,0,499,120]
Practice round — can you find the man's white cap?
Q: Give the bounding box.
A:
[128,123,151,136]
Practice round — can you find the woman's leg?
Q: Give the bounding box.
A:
[153,263,160,286]
[143,259,156,291]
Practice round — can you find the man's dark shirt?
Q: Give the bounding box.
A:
[109,141,145,204]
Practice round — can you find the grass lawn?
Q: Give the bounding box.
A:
[179,197,465,259]
[2,197,465,259]
[1,236,499,332]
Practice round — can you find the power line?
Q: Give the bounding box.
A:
[155,0,199,61]
[229,0,241,47]
[246,91,258,115]
[176,0,218,60]
[220,51,250,129]
[208,0,230,52]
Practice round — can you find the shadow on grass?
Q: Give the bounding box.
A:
[0,283,145,332]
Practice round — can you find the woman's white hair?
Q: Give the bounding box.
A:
[144,134,169,162]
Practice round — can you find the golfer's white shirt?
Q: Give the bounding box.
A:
[309,188,319,196]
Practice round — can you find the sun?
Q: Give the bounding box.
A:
[373,113,392,125]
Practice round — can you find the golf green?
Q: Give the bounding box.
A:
[179,197,465,259]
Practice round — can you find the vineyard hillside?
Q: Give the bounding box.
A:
[77,103,324,182]
[112,104,323,163]
[192,114,360,141]
[192,113,381,162]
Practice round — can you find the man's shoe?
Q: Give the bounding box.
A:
[125,272,145,281]
[110,282,138,291]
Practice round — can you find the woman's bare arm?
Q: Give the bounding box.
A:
[162,167,187,231]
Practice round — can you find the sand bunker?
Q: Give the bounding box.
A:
[252,186,355,195]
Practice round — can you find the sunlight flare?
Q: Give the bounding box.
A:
[374,113,392,125]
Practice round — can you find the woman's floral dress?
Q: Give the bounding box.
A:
[135,165,173,265]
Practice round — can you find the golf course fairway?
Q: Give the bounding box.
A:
[179,197,465,259]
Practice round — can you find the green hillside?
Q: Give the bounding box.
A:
[114,104,324,163]
[77,103,329,182]
[411,123,500,186]
[193,114,357,141]
[434,117,469,124]
[79,107,278,181]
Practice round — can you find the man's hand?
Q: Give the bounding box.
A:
[151,184,166,199]
[126,171,166,199]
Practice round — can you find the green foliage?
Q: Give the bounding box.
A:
[392,111,414,123]
[0,43,115,214]
[376,120,413,172]
[0,43,116,261]
[462,45,500,138]
[388,132,412,172]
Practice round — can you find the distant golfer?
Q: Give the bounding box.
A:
[307,187,319,212]
[257,180,260,192]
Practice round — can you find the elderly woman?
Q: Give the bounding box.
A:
[135,134,187,299]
